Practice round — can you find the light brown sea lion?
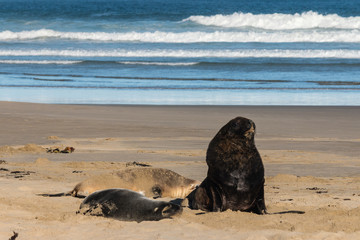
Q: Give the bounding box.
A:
[78,188,183,222]
[39,167,200,199]
[186,117,267,214]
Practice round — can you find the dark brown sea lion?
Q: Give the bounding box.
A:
[38,167,200,199]
[78,188,182,222]
[186,117,266,214]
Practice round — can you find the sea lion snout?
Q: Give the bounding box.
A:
[190,182,200,190]
[244,121,256,138]
[249,119,255,131]
[229,117,256,137]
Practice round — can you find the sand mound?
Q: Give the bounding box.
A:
[0,145,16,154]
[0,144,45,155]
[18,144,45,153]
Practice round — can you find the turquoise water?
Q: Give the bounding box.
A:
[0,0,359,105]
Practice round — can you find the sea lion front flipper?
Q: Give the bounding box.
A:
[159,203,183,219]
[246,182,267,214]
[37,188,86,198]
[186,184,212,211]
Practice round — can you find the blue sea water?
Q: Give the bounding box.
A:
[0,0,360,105]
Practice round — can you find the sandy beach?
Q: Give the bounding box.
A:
[0,101,359,239]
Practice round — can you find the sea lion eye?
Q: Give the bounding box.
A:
[152,185,162,198]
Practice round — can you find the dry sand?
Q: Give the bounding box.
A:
[0,101,359,239]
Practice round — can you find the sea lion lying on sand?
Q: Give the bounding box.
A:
[78,188,182,222]
[186,117,267,214]
[39,167,200,199]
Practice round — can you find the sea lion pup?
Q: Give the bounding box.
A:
[78,188,182,222]
[38,167,200,199]
[186,117,266,214]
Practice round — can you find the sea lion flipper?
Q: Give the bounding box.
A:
[37,188,86,198]
[159,203,183,219]
[186,184,212,211]
[247,183,267,214]
[36,192,71,197]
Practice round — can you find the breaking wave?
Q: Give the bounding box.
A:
[1,49,359,59]
[0,60,81,64]
[1,27,360,43]
[117,61,198,66]
[183,11,360,30]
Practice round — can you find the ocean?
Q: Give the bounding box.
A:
[0,0,359,105]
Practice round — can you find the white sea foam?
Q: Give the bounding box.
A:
[1,28,360,43]
[0,60,81,64]
[0,49,359,59]
[184,11,360,30]
[118,61,198,66]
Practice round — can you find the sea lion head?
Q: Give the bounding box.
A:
[156,179,201,199]
[174,180,201,199]
[206,117,257,168]
[179,179,201,197]
[217,117,256,142]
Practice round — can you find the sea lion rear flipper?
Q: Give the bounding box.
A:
[37,191,87,198]
[36,192,71,197]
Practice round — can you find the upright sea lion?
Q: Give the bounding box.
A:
[186,117,266,214]
[78,188,182,222]
[39,167,200,199]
